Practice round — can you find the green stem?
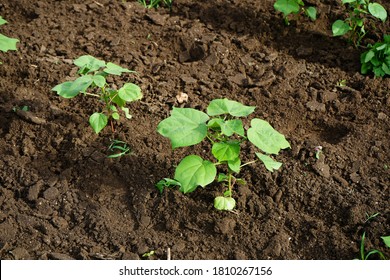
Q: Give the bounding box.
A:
[240,159,258,168]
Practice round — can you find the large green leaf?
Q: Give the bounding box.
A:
[368,3,387,22]
[104,62,134,75]
[0,34,18,52]
[89,112,108,134]
[52,75,94,98]
[214,196,236,211]
[174,155,216,193]
[332,20,351,36]
[118,83,142,102]
[157,107,209,149]
[274,0,301,16]
[256,153,283,172]
[74,55,106,74]
[247,119,290,154]
[207,98,255,117]
[212,141,240,162]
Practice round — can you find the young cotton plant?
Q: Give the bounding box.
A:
[332,0,388,47]
[274,0,317,25]
[360,35,390,77]
[156,98,290,211]
[52,55,142,134]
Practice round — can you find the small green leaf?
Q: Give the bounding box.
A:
[381,236,390,248]
[228,157,241,173]
[104,62,134,75]
[221,119,245,137]
[274,0,300,16]
[0,17,7,26]
[89,112,108,134]
[74,55,106,74]
[332,20,351,36]
[256,153,283,172]
[305,7,317,21]
[212,141,240,162]
[174,155,216,193]
[207,118,224,131]
[122,107,132,119]
[368,3,387,22]
[342,0,355,4]
[92,74,106,88]
[155,178,181,194]
[112,112,120,120]
[118,83,142,102]
[0,34,18,52]
[157,107,209,149]
[214,196,236,211]
[247,119,290,155]
[217,173,228,182]
[207,98,256,117]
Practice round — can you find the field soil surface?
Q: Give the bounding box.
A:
[0,0,389,260]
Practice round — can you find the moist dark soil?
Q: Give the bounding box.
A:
[0,0,389,260]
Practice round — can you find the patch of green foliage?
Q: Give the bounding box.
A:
[156,98,290,211]
[52,55,142,134]
[332,0,388,47]
[274,0,317,25]
[0,16,19,63]
[360,35,390,77]
[138,0,172,10]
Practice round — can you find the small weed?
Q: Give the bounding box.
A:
[332,0,388,47]
[274,0,317,25]
[12,105,29,112]
[52,55,142,134]
[141,250,155,258]
[107,139,131,158]
[156,98,290,211]
[337,79,347,87]
[138,0,172,10]
[314,145,323,159]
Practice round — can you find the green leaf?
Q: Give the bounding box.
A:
[342,0,356,4]
[112,112,120,120]
[52,75,94,99]
[368,3,387,22]
[122,107,132,119]
[362,50,375,63]
[74,55,106,74]
[212,141,240,162]
[274,0,300,16]
[221,119,245,137]
[89,112,108,134]
[228,157,241,173]
[214,196,236,211]
[305,7,317,21]
[155,178,181,194]
[157,107,209,149]
[332,20,351,36]
[207,98,256,117]
[118,83,142,102]
[0,34,18,52]
[104,62,134,75]
[381,236,390,248]
[174,155,217,193]
[0,17,7,26]
[208,118,224,131]
[92,74,106,88]
[256,153,283,172]
[247,119,290,155]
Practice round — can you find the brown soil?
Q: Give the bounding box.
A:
[0,0,389,260]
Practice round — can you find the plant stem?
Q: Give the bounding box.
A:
[240,159,258,168]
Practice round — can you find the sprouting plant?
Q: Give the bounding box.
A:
[314,145,323,159]
[364,212,380,223]
[332,0,388,47]
[52,55,142,134]
[107,139,131,158]
[156,98,290,211]
[336,79,347,87]
[360,35,390,77]
[138,0,172,9]
[12,105,29,112]
[0,16,19,63]
[358,232,388,260]
[274,0,317,25]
